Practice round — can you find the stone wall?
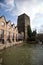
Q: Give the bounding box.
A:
[17,13,30,40]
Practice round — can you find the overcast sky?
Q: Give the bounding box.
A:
[0,0,43,33]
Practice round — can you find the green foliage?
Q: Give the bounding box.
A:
[27,25,32,37]
[27,26,37,41]
[32,30,37,36]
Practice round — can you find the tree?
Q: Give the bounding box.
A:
[32,30,37,36]
[27,25,32,37]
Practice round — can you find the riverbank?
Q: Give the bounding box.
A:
[0,41,23,50]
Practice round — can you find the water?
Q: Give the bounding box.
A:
[0,44,43,65]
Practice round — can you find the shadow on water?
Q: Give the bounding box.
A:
[0,44,43,65]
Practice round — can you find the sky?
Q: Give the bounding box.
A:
[0,0,43,33]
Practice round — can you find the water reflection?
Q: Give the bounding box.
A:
[0,44,43,65]
[0,51,3,65]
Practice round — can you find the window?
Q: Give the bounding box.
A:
[1,22,5,27]
[7,25,10,31]
[0,30,4,34]
[8,25,10,29]
[0,30,4,39]
[0,30,2,34]
[1,30,4,39]
[7,31,10,35]
[13,25,15,28]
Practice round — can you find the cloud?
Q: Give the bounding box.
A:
[4,0,14,7]
[14,0,43,26]
[7,0,43,32]
[0,0,15,12]
[0,2,8,8]
[0,0,43,33]
[32,13,43,33]
[0,0,43,16]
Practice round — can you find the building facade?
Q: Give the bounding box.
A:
[11,24,15,42]
[0,13,30,44]
[0,16,18,44]
[6,21,12,42]
[17,13,30,40]
[0,16,7,43]
[14,26,18,41]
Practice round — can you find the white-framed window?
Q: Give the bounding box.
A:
[1,22,5,27]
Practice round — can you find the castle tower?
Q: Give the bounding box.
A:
[17,13,30,40]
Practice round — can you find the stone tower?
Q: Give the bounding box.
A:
[17,13,30,40]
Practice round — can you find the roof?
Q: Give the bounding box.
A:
[18,13,30,18]
[11,24,14,26]
[6,20,11,24]
[0,16,5,19]
[6,21,9,24]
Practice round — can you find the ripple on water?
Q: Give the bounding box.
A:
[0,58,3,65]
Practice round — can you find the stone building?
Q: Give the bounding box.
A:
[6,21,12,42]
[0,13,30,44]
[0,16,7,43]
[11,24,15,42]
[17,13,30,40]
[14,26,18,41]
